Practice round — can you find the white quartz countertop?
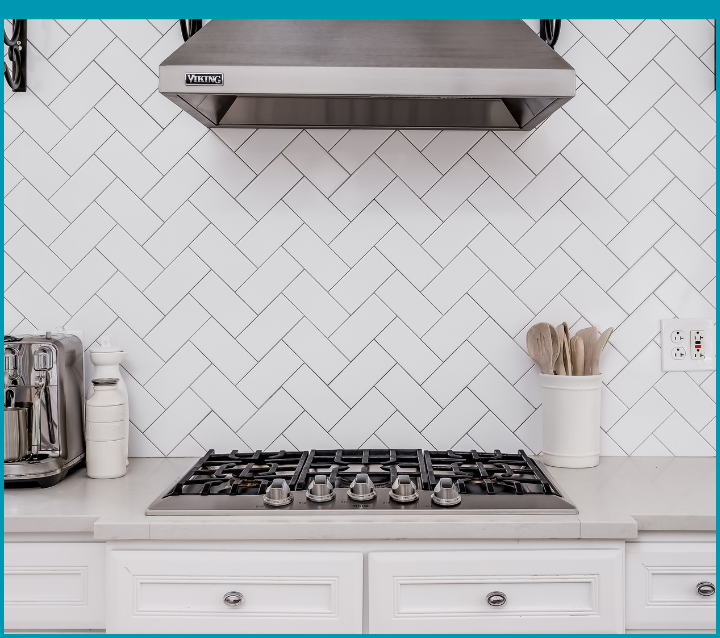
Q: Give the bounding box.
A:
[4,456,715,540]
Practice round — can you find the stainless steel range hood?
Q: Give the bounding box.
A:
[159,20,575,130]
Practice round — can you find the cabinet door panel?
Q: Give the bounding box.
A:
[369,549,623,634]
[107,550,362,634]
[4,542,106,630]
[626,542,715,630]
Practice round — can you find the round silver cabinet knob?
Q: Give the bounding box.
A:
[348,473,377,501]
[389,475,419,503]
[306,474,336,503]
[224,591,244,607]
[697,581,715,597]
[486,591,507,606]
[263,478,293,507]
[431,477,461,507]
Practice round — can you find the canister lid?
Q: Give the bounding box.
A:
[92,378,119,387]
[89,335,123,353]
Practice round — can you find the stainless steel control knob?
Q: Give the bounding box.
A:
[263,478,293,507]
[306,474,336,503]
[389,475,419,503]
[347,473,377,501]
[697,581,715,597]
[431,477,461,506]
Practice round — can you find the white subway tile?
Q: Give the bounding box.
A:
[376,319,441,383]
[97,180,162,243]
[284,366,348,429]
[330,202,395,267]
[284,272,349,336]
[143,248,210,314]
[190,317,256,384]
[236,248,302,313]
[188,178,253,243]
[283,179,348,243]
[469,133,534,197]
[422,295,487,360]
[144,295,209,360]
[237,342,303,407]
[376,132,441,196]
[191,225,256,290]
[237,295,303,360]
[468,179,533,243]
[285,318,349,384]
[376,365,441,430]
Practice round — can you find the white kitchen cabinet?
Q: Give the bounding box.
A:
[4,542,106,630]
[368,548,624,633]
[626,541,716,630]
[106,549,363,634]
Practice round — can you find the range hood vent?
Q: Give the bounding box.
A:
[159,20,575,130]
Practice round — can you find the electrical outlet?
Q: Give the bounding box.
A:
[690,330,706,360]
[661,319,715,372]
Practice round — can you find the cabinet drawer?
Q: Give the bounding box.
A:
[4,542,106,630]
[369,549,623,634]
[107,550,362,634]
[626,542,715,630]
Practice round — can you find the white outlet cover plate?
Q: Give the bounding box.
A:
[661,319,716,372]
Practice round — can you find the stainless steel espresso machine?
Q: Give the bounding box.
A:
[4,333,85,487]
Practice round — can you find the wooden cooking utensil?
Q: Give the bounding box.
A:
[577,326,598,376]
[526,323,554,374]
[562,322,572,377]
[554,324,569,375]
[547,324,560,374]
[591,327,614,375]
[553,333,565,375]
[570,335,584,376]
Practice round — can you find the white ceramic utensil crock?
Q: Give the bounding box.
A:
[540,373,602,469]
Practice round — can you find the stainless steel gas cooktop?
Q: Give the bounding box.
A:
[146,449,577,515]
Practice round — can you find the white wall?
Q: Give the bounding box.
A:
[4,19,716,457]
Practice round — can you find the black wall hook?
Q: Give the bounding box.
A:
[179,19,203,42]
[539,19,561,50]
[4,19,26,92]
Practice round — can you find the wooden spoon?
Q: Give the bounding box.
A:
[553,332,566,375]
[591,327,614,375]
[526,323,554,374]
[547,323,560,369]
[570,335,584,376]
[577,326,598,376]
[554,324,570,375]
[561,322,572,376]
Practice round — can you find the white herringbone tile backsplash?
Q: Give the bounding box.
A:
[4,19,716,457]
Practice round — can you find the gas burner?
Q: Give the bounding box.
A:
[146,448,577,515]
[168,450,308,497]
[295,449,427,492]
[423,449,561,496]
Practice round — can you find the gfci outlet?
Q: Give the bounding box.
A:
[661,319,716,372]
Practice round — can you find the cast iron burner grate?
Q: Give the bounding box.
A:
[295,449,427,491]
[168,450,308,496]
[424,449,560,496]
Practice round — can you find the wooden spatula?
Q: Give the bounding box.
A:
[547,323,560,369]
[577,326,598,376]
[570,335,584,376]
[526,323,554,374]
[591,327,614,375]
[561,322,572,376]
[554,324,569,375]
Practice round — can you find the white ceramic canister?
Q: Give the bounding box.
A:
[88,337,129,466]
[85,378,127,479]
[539,373,602,469]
